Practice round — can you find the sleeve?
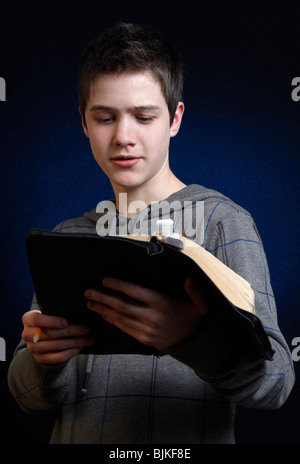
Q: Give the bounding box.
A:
[164,208,295,410]
[7,339,74,413]
[7,217,95,413]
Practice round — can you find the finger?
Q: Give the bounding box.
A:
[43,323,91,340]
[94,305,157,347]
[87,291,164,341]
[102,277,164,306]
[86,289,156,324]
[23,322,90,344]
[86,296,143,323]
[28,333,95,355]
[85,288,122,307]
[23,310,68,330]
[22,309,41,328]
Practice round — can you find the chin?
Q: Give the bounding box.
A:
[113,175,145,190]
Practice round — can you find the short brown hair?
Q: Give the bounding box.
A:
[78,22,183,124]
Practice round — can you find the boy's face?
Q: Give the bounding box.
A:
[81,71,183,195]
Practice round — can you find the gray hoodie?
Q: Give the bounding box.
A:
[8,184,295,444]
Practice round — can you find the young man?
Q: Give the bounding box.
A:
[8,22,294,444]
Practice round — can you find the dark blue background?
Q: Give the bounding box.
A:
[0,1,299,444]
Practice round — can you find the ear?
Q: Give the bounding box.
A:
[79,107,89,138]
[170,102,184,138]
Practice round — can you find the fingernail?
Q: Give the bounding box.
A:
[87,301,95,310]
[60,318,68,328]
[102,277,109,286]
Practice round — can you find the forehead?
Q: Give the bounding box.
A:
[87,71,166,109]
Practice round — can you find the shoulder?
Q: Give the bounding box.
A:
[192,185,252,227]
[195,185,258,249]
[183,184,251,219]
[53,210,97,234]
[201,188,251,221]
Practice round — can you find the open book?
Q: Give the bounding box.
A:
[25,228,274,360]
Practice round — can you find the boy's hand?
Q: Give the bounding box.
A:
[22,310,95,364]
[84,276,208,350]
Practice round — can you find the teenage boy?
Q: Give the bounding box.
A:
[8,22,294,444]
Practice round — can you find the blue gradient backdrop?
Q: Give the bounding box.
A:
[0,2,299,444]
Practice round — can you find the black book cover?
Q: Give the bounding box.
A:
[25,229,274,360]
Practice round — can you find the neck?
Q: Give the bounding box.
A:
[112,171,186,218]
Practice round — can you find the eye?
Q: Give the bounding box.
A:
[96,117,113,124]
[137,116,154,123]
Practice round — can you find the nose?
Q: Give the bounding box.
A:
[112,116,135,148]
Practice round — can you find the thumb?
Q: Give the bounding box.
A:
[184,276,208,316]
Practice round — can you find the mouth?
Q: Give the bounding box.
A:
[111,155,141,168]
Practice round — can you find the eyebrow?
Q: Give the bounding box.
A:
[89,105,162,113]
